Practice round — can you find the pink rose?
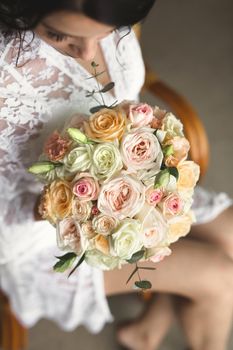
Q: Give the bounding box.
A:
[121,127,163,171]
[147,246,172,263]
[160,193,184,218]
[98,174,145,220]
[128,103,154,128]
[73,173,99,202]
[44,131,71,162]
[56,218,86,255]
[146,186,164,206]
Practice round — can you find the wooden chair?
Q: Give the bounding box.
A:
[0,25,209,350]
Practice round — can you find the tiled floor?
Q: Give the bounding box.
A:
[4,0,233,349]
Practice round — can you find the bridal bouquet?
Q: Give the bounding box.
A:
[29,102,199,289]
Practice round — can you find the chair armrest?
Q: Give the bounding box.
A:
[143,65,210,179]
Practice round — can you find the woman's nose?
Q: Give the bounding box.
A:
[69,38,98,61]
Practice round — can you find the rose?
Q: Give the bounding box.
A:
[85,249,122,270]
[162,113,184,138]
[146,246,172,263]
[39,180,73,224]
[73,173,99,201]
[150,106,167,129]
[98,174,145,220]
[44,131,71,162]
[112,219,143,260]
[145,186,164,206]
[83,107,126,142]
[177,161,200,191]
[94,234,110,255]
[81,221,96,239]
[92,214,117,235]
[164,137,190,167]
[91,143,123,181]
[160,193,184,218]
[168,211,195,243]
[72,198,92,222]
[128,103,154,128]
[135,204,168,248]
[120,127,163,171]
[56,218,86,255]
[63,144,93,173]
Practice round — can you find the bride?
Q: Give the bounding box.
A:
[0,1,233,349]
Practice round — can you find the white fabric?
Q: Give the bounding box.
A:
[0,29,232,332]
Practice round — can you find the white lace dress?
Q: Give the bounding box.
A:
[0,29,232,332]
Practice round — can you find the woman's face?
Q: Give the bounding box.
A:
[35,11,115,61]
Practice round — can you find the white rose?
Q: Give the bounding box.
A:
[85,249,122,270]
[63,144,93,173]
[162,113,184,139]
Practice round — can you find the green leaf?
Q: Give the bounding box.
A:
[86,90,95,97]
[91,61,99,68]
[55,252,77,261]
[28,162,55,174]
[53,254,77,273]
[67,128,88,144]
[168,167,179,180]
[126,266,138,284]
[99,82,115,93]
[126,250,145,264]
[134,280,152,290]
[163,145,174,157]
[68,253,86,278]
[154,169,170,189]
[90,105,107,113]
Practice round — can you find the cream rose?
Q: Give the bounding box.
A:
[85,249,122,270]
[168,211,195,243]
[81,221,97,239]
[39,180,73,224]
[135,203,168,248]
[164,137,190,167]
[162,113,184,138]
[63,144,93,173]
[128,103,154,128]
[120,127,163,171]
[56,218,86,255]
[91,143,123,181]
[72,173,99,201]
[72,197,92,222]
[98,174,145,220]
[112,219,143,260]
[177,161,200,191]
[83,107,126,142]
[92,214,117,235]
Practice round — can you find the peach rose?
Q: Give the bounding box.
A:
[57,218,86,255]
[44,131,71,162]
[168,211,195,243]
[146,246,172,263]
[81,221,97,239]
[39,180,73,224]
[73,173,99,202]
[164,137,190,167]
[177,161,200,191]
[94,234,110,255]
[72,198,92,222]
[92,214,117,235]
[98,174,145,220]
[83,107,126,142]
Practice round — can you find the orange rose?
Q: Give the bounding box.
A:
[177,161,200,191]
[39,180,73,224]
[94,234,110,255]
[83,107,126,142]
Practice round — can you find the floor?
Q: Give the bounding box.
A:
[5,0,233,349]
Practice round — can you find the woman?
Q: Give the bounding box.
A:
[0,1,233,349]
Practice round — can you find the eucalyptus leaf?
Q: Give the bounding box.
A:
[168,167,179,180]
[68,253,86,278]
[126,266,138,284]
[91,61,99,68]
[135,280,152,290]
[90,105,107,113]
[126,250,145,264]
[138,266,156,271]
[99,82,115,93]
[55,252,77,261]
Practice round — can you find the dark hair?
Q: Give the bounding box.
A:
[0,0,156,36]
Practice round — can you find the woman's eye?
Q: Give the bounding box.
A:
[46,31,67,42]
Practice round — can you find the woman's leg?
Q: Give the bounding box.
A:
[104,239,233,350]
[190,205,233,260]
